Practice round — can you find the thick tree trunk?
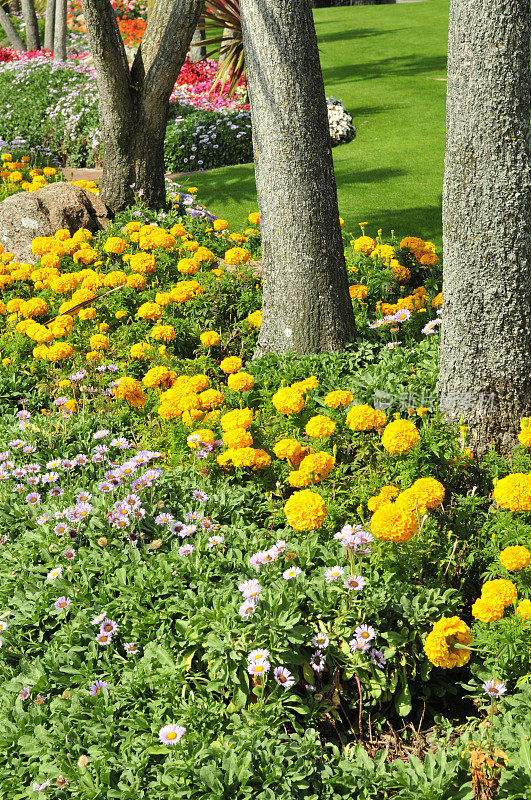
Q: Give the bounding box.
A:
[81,0,203,213]
[53,0,66,60]
[189,24,205,62]
[0,5,26,50]
[239,0,356,356]
[44,0,55,51]
[438,0,531,455]
[21,0,40,49]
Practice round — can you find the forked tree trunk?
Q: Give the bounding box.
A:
[0,5,26,50]
[21,0,40,49]
[53,0,67,60]
[240,0,356,355]
[81,0,203,212]
[438,0,531,454]
[44,0,55,51]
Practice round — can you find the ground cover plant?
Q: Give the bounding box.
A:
[0,167,529,796]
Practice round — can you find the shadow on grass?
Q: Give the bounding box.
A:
[316,26,400,43]
[323,54,447,84]
[351,203,443,244]
[334,165,409,184]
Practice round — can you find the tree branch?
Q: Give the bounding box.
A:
[80,0,133,113]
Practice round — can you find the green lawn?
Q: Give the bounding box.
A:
[188,0,448,248]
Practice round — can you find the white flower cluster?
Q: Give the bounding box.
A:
[327,96,356,146]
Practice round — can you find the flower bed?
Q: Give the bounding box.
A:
[0,54,252,171]
[0,182,529,795]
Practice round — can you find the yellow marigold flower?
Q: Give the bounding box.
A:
[154,293,171,308]
[352,236,375,255]
[481,579,518,607]
[224,247,250,265]
[170,280,202,303]
[432,292,443,308]
[400,236,425,253]
[86,350,103,362]
[247,310,262,329]
[389,259,411,283]
[298,452,335,482]
[187,429,215,449]
[324,390,354,409]
[130,343,151,360]
[199,389,224,410]
[2,358,11,366]
[305,415,336,438]
[229,447,271,469]
[142,366,174,389]
[272,387,304,415]
[58,379,71,388]
[127,274,147,290]
[89,334,109,351]
[150,325,175,343]
[187,374,209,393]
[220,408,253,431]
[200,331,221,347]
[423,617,472,669]
[227,372,255,392]
[7,170,23,183]
[516,599,531,619]
[181,240,199,253]
[367,485,399,511]
[170,223,186,237]
[288,471,311,488]
[518,427,531,447]
[213,219,229,232]
[126,221,141,232]
[471,597,505,623]
[220,356,243,374]
[137,302,162,321]
[493,473,531,512]
[178,257,200,275]
[223,428,253,448]
[194,246,216,263]
[371,502,418,542]
[381,419,420,454]
[79,307,96,321]
[273,439,304,463]
[103,270,127,289]
[19,298,48,318]
[290,376,319,393]
[349,284,368,301]
[45,343,73,362]
[129,252,156,275]
[284,489,327,531]
[114,377,146,408]
[499,545,531,571]
[345,404,381,432]
[104,237,127,255]
[370,244,395,262]
[248,212,260,225]
[406,478,445,511]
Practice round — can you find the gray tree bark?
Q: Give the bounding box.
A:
[53,0,66,60]
[239,0,355,356]
[438,0,531,454]
[20,0,40,49]
[0,5,26,50]
[80,0,204,212]
[189,24,205,62]
[44,0,55,51]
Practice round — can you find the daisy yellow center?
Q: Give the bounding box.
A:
[361,632,370,639]
[255,665,264,673]
[278,674,287,683]
[166,731,177,740]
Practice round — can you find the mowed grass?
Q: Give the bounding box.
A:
[188,0,449,248]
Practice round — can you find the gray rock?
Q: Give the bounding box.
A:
[0,183,111,263]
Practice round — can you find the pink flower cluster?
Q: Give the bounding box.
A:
[170,57,248,112]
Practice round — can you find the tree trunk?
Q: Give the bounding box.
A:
[189,24,205,62]
[239,0,356,356]
[0,5,26,50]
[21,0,40,50]
[438,0,531,455]
[53,0,66,59]
[44,0,55,51]
[81,0,203,213]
